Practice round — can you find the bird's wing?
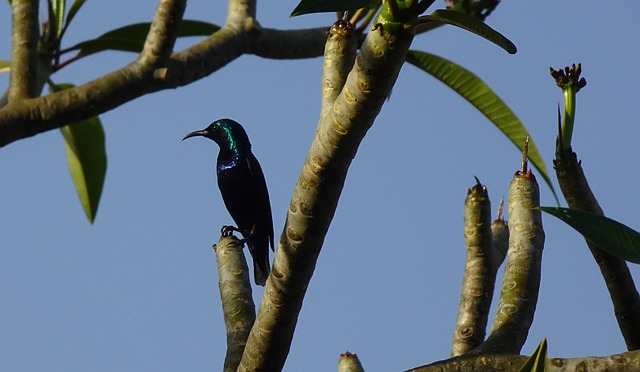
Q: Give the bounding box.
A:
[245,153,275,251]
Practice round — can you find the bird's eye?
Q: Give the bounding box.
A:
[211,124,219,131]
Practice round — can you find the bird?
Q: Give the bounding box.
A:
[182,118,274,286]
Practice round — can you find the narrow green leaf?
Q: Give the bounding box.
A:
[65,0,86,28]
[0,60,9,72]
[72,37,146,56]
[540,207,640,264]
[518,338,548,372]
[52,83,107,223]
[59,0,87,38]
[63,20,220,59]
[291,0,370,17]
[51,0,66,37]
[417,9,516,54]
[405,50,558,203]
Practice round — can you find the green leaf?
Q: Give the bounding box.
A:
[405,50,558,203]
[64,20,220,59]
[0,60,9,72]
[50,0,66,37]
[71,37,146,57]
[60,0,87,38]
[518,338,548,372]
[291,0,370,17]
[52,83,107,224]
[65,0,86,28]
[417,9,516,54]
[540,207,640,264]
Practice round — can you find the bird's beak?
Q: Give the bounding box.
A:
[182,129,207,141]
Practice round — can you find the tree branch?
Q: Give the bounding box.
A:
[555,149,640,350]
[226,0,256,25]
[9,0,40,102]
[245,27,327,59]
[139,0,186,70]
[238,18,416,371]
[338,351,365,372]
[320,20,357,120]
[214,236,256,372]
[407,349,640,372]
[0,23,328,147]
[475,155,544,355]
[0,22,327,147]
[489,200,508,268]
[451,180,494,356]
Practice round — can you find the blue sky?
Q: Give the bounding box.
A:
[2,1,640,371]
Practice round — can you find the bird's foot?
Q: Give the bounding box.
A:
[221,225,240,237]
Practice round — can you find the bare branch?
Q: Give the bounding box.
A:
[320,20,357,119]
[338,351,365,372]
[214,236,256,372]
[451,180,494,356]
[238,21,415,371]
[139,0,187,70]
[489,205,508,270]
[0,25,327,147]
[475,167,544,355]
[408,349,640,372]
[555,149,640,350]
[226,0,256,25]
[245,27,327,59]
[9,0,40,102]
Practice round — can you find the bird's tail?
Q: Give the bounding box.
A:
[253,258,270,286]
[245,233,272,286]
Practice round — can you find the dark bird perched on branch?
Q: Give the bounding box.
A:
[183,119,274,286]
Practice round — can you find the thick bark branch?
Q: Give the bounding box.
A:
[139,0,186,69]
[237,21,415,371]
[320,20,357,120]
[214,236,256,372]
[9,0,40,102]
[407,349,640,372]
[474,167,544,355]
[0,25,327,147]
[555,149,640,350]
[338,351,365,372]
[226,0,256,25]
[245,27,327,59]
[451,181,494,356]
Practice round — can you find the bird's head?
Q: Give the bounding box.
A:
[182,118,252,153]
